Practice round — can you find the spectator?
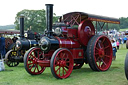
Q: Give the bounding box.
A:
[116,40,120,50]
[0,34,6,58]
[111,39,117,60]
[123,36,127,43]
[27,27,35,40]
[12,36,18,43]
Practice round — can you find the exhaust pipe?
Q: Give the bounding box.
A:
[19,14,24,39]
[45,4,53,37]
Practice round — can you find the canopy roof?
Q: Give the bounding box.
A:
[0,29,20,34]
[62,12,120,24]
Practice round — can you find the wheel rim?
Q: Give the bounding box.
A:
[51,48,73,79]
[25,47,45,75]
[94,36,112,71]
[5,50,19,67]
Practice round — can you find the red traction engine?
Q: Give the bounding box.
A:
[24,4,120,79]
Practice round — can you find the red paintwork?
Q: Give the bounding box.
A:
[67,28,78,38]
[70,49,83,59]
[61,27,68,35]
[56,37,81,48]
[78,20,95,46]
[38,60,50,67]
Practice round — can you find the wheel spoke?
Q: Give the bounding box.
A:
[28,63,34,66]
[101,59,107,66]
[65,55,68,61]
[61,53,65,60]
[36,65,40,72]
[33,65,37,72]
[30,53,35,58]
[98,60,101,67]
[28,58,33,61]
[96,57,100,62]
[104,55,110,58]
[101,38,106,44]
[95,47,100,51]
[29,64,35,70]
[63,67,68,73]
[98,42,101,49]
[104,45,109,49]
[59,67,61,76]
[62,67,64,76]
[55,66,61,73]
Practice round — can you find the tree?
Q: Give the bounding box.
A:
[14,9,59,34]
[119,17,128,29]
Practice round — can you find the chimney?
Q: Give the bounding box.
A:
[45,4,53,36]
[19,14,25,39]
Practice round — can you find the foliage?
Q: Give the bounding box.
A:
[120,17,128,29]
[14,9,59,34]
[92,22,120,31]
[120,28,128,31]
[0,44,128,85]
[108,23,120,31]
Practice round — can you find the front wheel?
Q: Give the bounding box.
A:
[24,47,45,75]
[50,48,74,79]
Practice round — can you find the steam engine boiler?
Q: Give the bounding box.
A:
[23,4,120,79]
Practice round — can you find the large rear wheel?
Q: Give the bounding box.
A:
[24,47,45,75]
[50,48,74,79]
[86,35,112,71]
[125,52,128,80]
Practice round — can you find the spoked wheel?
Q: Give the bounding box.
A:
[126,40,128,49]
[125,52,128,80]
[24,47,45,75]
[86,35,112,71]
[73,62,84,69]
[5,50,19,67]
[50,48,74,79]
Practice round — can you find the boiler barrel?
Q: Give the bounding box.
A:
[16,39,38,50]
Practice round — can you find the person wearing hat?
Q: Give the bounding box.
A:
[111,39,117,60]
[0,34,6,58]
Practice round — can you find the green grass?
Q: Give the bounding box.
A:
[0,44,128,85]
[119,28,128,31]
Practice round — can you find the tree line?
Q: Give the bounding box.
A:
[14,9,59,34]
[14,9,128,33]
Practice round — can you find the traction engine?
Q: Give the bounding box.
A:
[24,4,120,79]
[5,15,39,67]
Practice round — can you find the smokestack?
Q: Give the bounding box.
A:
[19,14,24,39]
[45,4,53,36]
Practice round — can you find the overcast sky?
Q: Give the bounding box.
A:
[0,0,127,25]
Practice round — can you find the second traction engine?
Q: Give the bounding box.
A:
[24,4,120,79]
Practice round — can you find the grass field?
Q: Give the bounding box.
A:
[120,28,128,31]
[0,44,128,85]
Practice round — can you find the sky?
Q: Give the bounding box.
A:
[0,0,127,26]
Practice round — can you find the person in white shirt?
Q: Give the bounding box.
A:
[111,39,117,60]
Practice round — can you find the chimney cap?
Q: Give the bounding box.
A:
[45,4,54,6]
[20,14,25,18]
